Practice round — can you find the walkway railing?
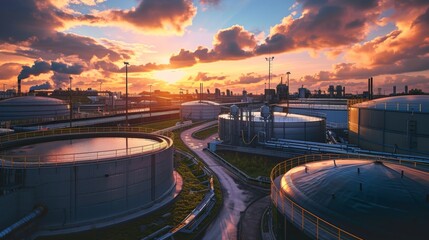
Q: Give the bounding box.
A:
[0,127,173,168]
[270,154,429,240]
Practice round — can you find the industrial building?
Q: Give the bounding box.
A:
[0,128,177,236]
[349,95,429,156]
[218,105,326,145]
[0,96,69,122]
[271,154,429,240]
[181,100,221,120]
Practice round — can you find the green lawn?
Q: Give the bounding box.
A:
[216,150,283,178]
[192,125,218,140]
[134,118,181,130]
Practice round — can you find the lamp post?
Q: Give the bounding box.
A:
[265,56,274,89]
[124,62,130,127]
[149,84,152,117]
[69,76,73,128]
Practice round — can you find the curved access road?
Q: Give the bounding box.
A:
[180,121,255,240]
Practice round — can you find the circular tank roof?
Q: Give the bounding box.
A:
[219,112,323,123]
[0,96,69,121]
[352,95,429,113]
[281,159,429,239]
[0,96,66,105]
[181,100,220,106]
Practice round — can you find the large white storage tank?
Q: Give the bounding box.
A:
[181,100,221,120]
[348,95,429,156]
[218,106,326,144]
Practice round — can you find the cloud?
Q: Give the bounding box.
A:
[189,72,227,81]
[29,81,53,91]
[320,5,429,80]
[100,0,197,34]
[0,63,22,80]
[200,0,220,5]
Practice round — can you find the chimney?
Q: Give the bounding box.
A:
[368,78,371,99]
[17,77,21,96]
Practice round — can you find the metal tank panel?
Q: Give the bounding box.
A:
[181,100,221,120]
[0,133,175,231]
[349,96,429,155]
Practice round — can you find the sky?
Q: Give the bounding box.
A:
[1,0,429,95]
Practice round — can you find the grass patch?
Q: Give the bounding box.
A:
[192,125,218,140]
[133,118,181,130]
[216,150,283,178]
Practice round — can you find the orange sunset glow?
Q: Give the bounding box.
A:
[1,0,429,95]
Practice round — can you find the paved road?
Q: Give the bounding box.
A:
[181,121,255,240]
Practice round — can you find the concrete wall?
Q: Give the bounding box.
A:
[0,145,174,230]
[349,107,429,155]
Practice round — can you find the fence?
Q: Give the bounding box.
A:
[270,153,429,240]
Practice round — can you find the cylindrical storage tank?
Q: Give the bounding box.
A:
[271,155,429,240]
[218,112,326,143]
[0,96,69,121]
[0,129,176,233]
[275,98,348,129]
[181,100,221,120]
[349,95,429,155]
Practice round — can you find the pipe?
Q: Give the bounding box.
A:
[0,205,46,239]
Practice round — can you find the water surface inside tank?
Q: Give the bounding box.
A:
[1,137,162,162]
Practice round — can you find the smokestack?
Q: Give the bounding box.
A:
[368,78,371,99]
[17,77,21,96]
[370,77,374,99]
[393,86,396,95]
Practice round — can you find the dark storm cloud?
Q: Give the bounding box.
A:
[104,0,196,33]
